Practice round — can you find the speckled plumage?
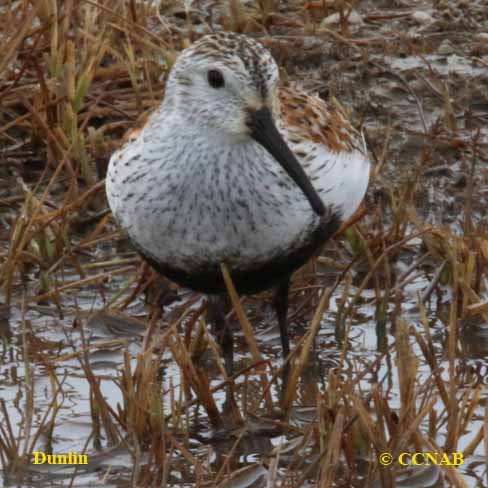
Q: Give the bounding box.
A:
[106,32,370,294]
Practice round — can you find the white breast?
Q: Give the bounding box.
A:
[106,120,370,274]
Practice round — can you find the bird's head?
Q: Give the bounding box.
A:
[164,32,325,216]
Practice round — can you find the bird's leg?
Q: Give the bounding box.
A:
[208,294,233,378]
[207,294,242,427]
[274,276,291,393]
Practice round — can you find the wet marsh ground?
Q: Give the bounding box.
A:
[1,0,488,487]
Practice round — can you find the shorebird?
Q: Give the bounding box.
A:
[106,32,370,389]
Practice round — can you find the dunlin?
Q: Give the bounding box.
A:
[106,32,370,387]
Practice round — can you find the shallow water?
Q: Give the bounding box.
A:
[2,260,488,487]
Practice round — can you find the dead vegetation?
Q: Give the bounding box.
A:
[1,0,488,487]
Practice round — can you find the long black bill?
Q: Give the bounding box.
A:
[247,107,325,216]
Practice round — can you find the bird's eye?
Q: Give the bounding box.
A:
[207,69,225,89]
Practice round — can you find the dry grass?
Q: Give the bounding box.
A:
[1,0,488,487]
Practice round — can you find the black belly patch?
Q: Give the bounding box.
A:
[131,212,341,295]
